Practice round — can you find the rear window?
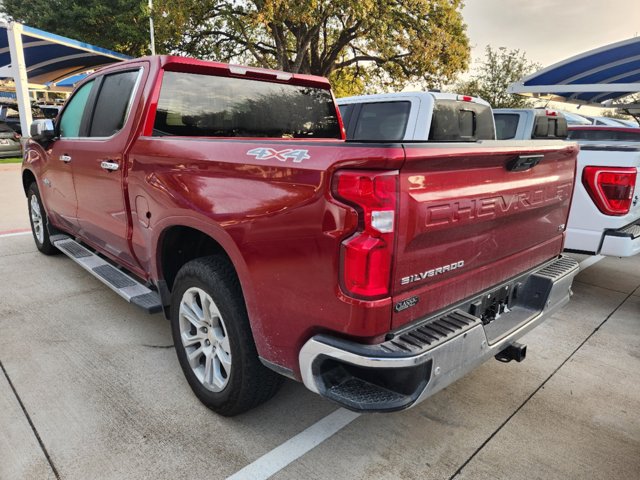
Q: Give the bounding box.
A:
[352,101,410,141]
[568,129,640,142]
[532,115,568,139]
[494,113,520,140]
[429,100,495,141]
[153,71,341,139]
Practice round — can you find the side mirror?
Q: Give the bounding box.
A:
[30,119,55,139]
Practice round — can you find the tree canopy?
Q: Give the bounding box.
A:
[165,0,470,94]
[2,0,471,96]
[1,0,153,56]
[455,46,540,108]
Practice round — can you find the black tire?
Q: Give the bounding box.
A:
[170,256,283,416]
[27,182,58,255]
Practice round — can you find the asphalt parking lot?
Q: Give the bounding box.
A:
[1,162,639,480]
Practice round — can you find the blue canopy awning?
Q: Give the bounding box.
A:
[508,37,640,106]
[0,22,129,87]
[0,21,131,135]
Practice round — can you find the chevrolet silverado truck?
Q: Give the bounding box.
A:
[494,109,640,257]
[23,57,580,416]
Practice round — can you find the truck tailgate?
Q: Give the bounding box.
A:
[392,141,577,329]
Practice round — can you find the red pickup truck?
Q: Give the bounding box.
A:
[22,56,580,416]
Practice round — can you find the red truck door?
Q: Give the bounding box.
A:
[55,67,145,271]
[42,79,96,232]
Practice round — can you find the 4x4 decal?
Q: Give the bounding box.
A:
[246,148,310,163]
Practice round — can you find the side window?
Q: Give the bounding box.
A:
[352,102,410,141]
[89,70,140,137]
[58,80,95,138]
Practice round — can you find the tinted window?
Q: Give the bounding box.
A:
[494,113,520,140]
[153,71,341,138]
[429,100,495,141]
[352,101,410,141]
[59,80,95,138]
[90,70,139,137]
[568,129,640,142]
[338,103,354,130]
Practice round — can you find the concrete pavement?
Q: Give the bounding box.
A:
[0,163,29,233]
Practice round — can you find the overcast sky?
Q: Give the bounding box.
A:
[462,0,640,69]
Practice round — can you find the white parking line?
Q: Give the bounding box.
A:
[226,408,361,480]
[0,230,31,238]
[579,255,604,271]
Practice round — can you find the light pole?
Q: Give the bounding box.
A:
[149,0,156,55]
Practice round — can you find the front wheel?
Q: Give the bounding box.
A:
[170,256,282,416]
[27,182,57,255]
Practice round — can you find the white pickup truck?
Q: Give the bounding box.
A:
[494,109,640,257]
[337,92,495,142]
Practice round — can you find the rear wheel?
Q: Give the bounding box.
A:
[170,256,282,416]
[27,182,57,255]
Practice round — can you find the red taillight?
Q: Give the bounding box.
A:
[333,170,397,299]
[545,109,558,116]
[457,95,473,102]
[582,166,637,216]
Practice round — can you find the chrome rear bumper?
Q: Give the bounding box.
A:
[299,256,579,412]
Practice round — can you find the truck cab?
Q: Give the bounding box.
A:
[493,108,568,140]
[337,92,495,142]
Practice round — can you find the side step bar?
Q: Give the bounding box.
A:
[52,235,163,314]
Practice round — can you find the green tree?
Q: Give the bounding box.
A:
[455,46,540,108]
[1,0,153,56]
[155,0,470,96]
[2,0,471,97]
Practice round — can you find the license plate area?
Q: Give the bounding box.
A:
[469,283,517,325]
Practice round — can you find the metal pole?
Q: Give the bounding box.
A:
[149,0,156,55]
[7,22,33,137]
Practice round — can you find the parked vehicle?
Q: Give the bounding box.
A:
[23,57,579,415]
[568,126,640,142]
[493,108,568,140]
[576,114,638,127]
[35,104,63,119]
[0,121,22,157]
[0,104,52,135]
[494,109,640,257]
[558,111,592,126]
[337,92,495,141]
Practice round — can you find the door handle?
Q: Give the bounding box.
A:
[100,160,120,172]
[59,154,72,163]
